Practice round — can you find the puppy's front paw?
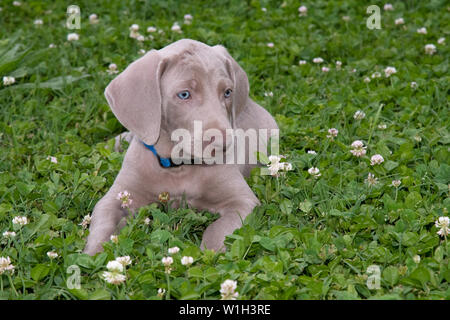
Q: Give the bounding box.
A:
[83,242,104,256]
[200,221,229,253]
[200,235,226,253]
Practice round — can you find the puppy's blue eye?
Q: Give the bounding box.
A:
[177,90,190,100]
[224,89,232,98]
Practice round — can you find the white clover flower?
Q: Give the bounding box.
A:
[107,63,118,75]
[184,14,193,24]
[220,279,239,300]
[353,110,366,120]
[267,42,274,48]
[47,156,57,163]
[327,128,339,139]
[435,217,450,237]
[102,271,126,284]
[34,19,43,26]
[413,255,421,264]
[424,44,436,55]
[267,163,282,176]
[365,173,378,187]
[267,155,291,176]
[350,140,367,157]
[115,256,132,267]
[280,162,293,171]
[261,7,267,12]
[13,1,21,6]
[350,140,364,149]
[47,251,58,259]
[410,81,418,89]
[79,214,91,229]
[395,18,404,25]
[12,216,28,226]
[48,43,56,48]
[436,217,449,228]
[129,24,140,39]
[67,33,79,41]
[268,155,281,163]
[0,256,15,275]
[144,217,151,225]
[313,57,324,64]
[298,5,307,16]
[3,231,16,238]
[129,31,140,39]
[391,179,401,187]
[171,23,182,33]
[136,34,145,42]
[371,71,381,78]
[110,235,118,243]
[363,76,371,83]
[157,288,166,298]
[117,190,132,208]
[162,256,173,266]
[147,26,157,33]
[335,60,342,69]
[384,4,394,11]
[307,150,317,155]
[102,257,129,284]
[378,123,387,129]
[417,27,427,35]
[264,91,274,97]
[321,66,330,72]
[370,154,384,165]
[384,66,397,77]
[308,167,321,178]
[181,256,194,266]
[162,256,174,273]
[139,49,146,55]
[89,14,99,24]
[414,135,422,142]
[168,246,180,254]
[107,260,124,273]
[342,16,350,22]
[437,37,445,44]
[3,76,16,86]
[298,60,307,65]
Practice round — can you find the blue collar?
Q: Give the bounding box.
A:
[142,142,177,168]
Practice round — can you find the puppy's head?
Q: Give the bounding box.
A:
[105,39,249,160]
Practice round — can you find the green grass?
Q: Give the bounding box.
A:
[0,0,449,300]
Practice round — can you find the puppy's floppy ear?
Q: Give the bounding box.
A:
[104,50,166,145]
[213,45,249,119]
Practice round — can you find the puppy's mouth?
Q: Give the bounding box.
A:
[166,133,234,166]
[171,151,226,165]
[170,144,232,166]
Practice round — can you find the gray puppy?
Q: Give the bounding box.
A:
[84,39,278,255]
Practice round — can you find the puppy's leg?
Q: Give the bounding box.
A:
[199,170,260,252]
[83,184,145,255]
[200,198,259,252]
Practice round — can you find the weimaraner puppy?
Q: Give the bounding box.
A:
[83,39,278,255]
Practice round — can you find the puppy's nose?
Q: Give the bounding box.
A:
[203,129,233,151]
